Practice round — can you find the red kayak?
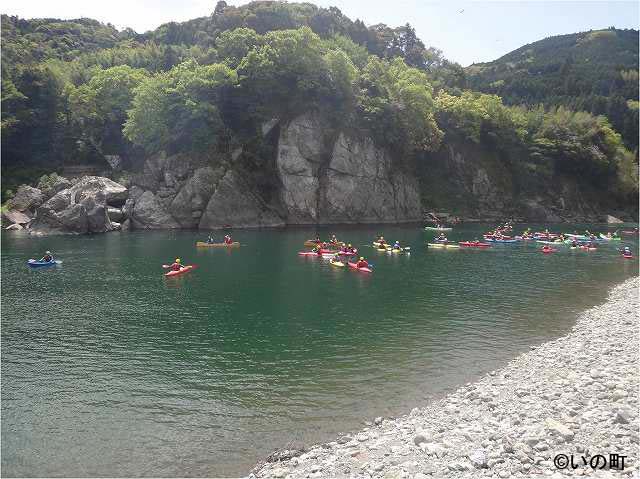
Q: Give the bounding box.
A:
[338,250,358,256]
[459,241,491,248]
[348,262,373,273]
[164,265,194,277]
[541,248,558,254]
[623,254,634,260]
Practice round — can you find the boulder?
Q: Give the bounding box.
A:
[82,193,113,233]
[7,185,44,212]
[2,209,31,225]
[57,204,89,233]
[199,170,284,229]
[69,176,128,207]
[130,190,180,229]
[40,176,72,200]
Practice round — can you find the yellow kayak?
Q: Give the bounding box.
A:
[330,260,345,267]
[428,243,460,249]
[196,242,240,248]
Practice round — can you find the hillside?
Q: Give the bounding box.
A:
[466,28,639,150]
[1,2,638,225]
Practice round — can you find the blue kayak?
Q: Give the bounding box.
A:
[27,259,62,268]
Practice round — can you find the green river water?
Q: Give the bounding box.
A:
[1,224,637,477]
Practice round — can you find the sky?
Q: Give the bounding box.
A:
[2,0,639,66]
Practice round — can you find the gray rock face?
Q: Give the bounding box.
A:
[199,170,284,229]
[276,112,327,223]
[169,166,224,228]
[130,191,180,229]
[8,185,44,212]
[276,113,422,224]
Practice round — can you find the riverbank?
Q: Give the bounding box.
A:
[252,277,639,479]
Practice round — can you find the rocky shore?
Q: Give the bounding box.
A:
[252,277,639,479]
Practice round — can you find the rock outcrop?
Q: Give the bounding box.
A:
[276,112,422,224]
[28,176,127,234]
[7,185,43,212]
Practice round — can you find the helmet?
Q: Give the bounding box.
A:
[348,244,352,247]
[360,257,364,260]
[46,251,51,254]
[176,258,181,263]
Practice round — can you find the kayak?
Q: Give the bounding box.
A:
[337,250,358,256]
[196,241,240,248]
[428,243,460,249]
[348,261,373,273]
[373,242,389,248]
[298,251,324,256]
[484,238,518,244]
[536,240,564,245]
[424,226,452,231]
[330,260,345,267]
[304,240,322,247]
[565,234,592,241]
[386,248,408,254]
[165,265,194,277]
[580,246,597,251]
[27,259,62,268]
[623,254,634,260]
[599,234,621,241]
[541,248,558,254]
[458,241,491,248]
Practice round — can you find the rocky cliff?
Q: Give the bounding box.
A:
[4,111,633,234]
[112,111,422,232]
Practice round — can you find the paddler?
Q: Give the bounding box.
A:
[169,258,184,271]
[377,236,386,246]
[347,243,356,254]
[224,234,233,245]
[206,234,215,244]
[542,245,552,253]
[40,250,54,263]
[436,233,448,242]
[330,234,338,244]
[356,256,369,268]
[392,240,402,251]
[622,246,632,256]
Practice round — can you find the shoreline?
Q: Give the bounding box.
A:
[251,277,639,478]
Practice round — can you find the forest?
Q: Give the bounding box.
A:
[2,1,638,205]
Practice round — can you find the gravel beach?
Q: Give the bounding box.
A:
[252,277,639,479]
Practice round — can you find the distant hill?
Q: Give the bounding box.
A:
[466,28,639,150]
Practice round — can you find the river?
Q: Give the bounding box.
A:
[1,224,637,476]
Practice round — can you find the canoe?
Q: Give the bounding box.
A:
[330,260,345,267]
[599,234,621,241]
[27,259,61,268]
[196,241,240,248]
[458,241,491,248]
[165,265,194,277]
[348,261,372,273]
[424,226,452,231]
[427,243,460,249]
